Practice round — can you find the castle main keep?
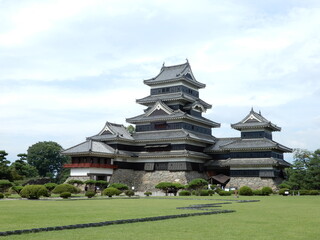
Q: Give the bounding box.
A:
[63,61,291,190]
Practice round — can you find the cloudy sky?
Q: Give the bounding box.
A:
[1,0,320,162]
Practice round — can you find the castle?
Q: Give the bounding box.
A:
[63,61,291,191]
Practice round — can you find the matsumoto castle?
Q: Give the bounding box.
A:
[63,61,292,191]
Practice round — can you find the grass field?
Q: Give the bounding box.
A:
[0,195,319,240]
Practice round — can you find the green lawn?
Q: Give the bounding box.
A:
[0,195,319,240]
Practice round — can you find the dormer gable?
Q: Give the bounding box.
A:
[145,101,174,117]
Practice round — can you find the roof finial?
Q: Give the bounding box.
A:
[250,106,254,113]
[259,110,261,115]
[162,62,165,67]
[186,58,189,63]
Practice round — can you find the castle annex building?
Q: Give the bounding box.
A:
[63,61,292,190]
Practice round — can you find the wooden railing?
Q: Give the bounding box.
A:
[63,163,117,169]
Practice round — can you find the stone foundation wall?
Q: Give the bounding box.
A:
[226,177,283,190]
[109,169,206,192]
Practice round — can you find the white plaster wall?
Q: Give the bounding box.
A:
[70,168,114,176]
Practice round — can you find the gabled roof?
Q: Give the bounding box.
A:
[144,61,206,89]
[126,104,219,128]
[136,92,212,109]
[231,108,281,131]
[145,101,175,116]
[133,129,216,144]
[62,140,116,156]
[89,122,134,141]
[205,137,292,152]
[205,158,291,168]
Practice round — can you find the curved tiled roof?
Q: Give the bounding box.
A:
[231,108,281,131]
[205,158,291,168]
[143,62,205,88]
[205,137,292,152]
[136,92,212,109]
[132,129,216,144]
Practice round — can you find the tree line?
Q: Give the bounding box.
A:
[282,148,320,190]
[0,141,70,184]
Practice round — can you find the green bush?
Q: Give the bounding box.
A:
[0,180,14,193]
[278,183,291,189]
[218,190,232,196]
[299,190,310,195]
[239,186,253,196]
[191,190,198,196]
[208,189,215,196]
[20,185,49,199]
[0,193,4,199]
[85,191,96,198]
[261,187,273,196]
[60,192,71,199]
[102,187,121,197]
[125,190,135,197]
[179,190,191,196]
[144,191,152,197]
[199,190,209,196]
[52,184,80,194]
[279,188,290,195]
[214,187,222,194]
[187,178,208,191]
[253,189,263,196]
[84,180,97,185]
[95,180,109,190]
[44,183,58,192]
[67,179,84,185]
[4,192,11,198]
[109,183,129,191]
[308,190,319,195]
[11,185,24,194]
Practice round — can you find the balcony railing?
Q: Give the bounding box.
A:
[63,163,117,169]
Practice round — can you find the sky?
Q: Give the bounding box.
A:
[1,0,320,162]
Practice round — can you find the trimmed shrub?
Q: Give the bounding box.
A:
[187,178,208,192]
[191,190,198,196]
[278,188,290,195]
[11,185,23,194]
[200,190,209,196]
[44,183,57,192]
[261,187,273,196]
[253,189,263,196]
[144,191,152,197]
[20,185,49,199]
[208,189,215,196]
[52,184,80,194]
[214,187,222,194]
[124,190,135,197]
[84,180,97,185]
[67,179,84,185]
[4,192,11,198]
[109,183,129,191]
[239,186,253,196]
[218,191,232,196]
[95,180,108,190]
[0,193,4,199]
[278,183,291,189]
[85,191,96,198]
[60,192,71,199]
[308,190,319,195]
[102,187,121,197]
[179,190,191,196]
[0,180,13,193]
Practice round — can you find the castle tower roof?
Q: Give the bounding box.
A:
[144,61,205,89]
[231,108,281,131]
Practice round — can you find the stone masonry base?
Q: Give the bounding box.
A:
[109,169,206,192]
[226,177,284,190]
